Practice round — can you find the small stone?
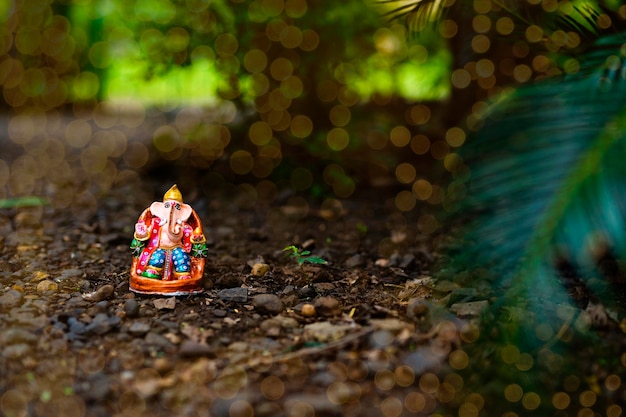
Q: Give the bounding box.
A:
[3,343,31,359]
[85,313,121,335]
[251,263,270,277]
[124,299,140,318]
[447,288,478,305]
[406,298,431,321]
[58,268,84,281]
[0,328,38,345]
[253,294,284,315]
[313,282,335,293]
[298,286,317,299]
[345,254,365,268]
[81,374,111,402]
[281,294,299,308]
[36,280,59,293]
[450,300,489,318]
[217,287,248,303]
[399,254,416,269]
[68,317,87,335]
[370,318,414,334]
[304,321,352,343]
[128,321,151,336]
[260,316,299,336]
[144,332,173,350]
[375,258,390,267]
[93,300,109,313]
[301,303,316,317]
[30,271,50,282]
[314,296,341,317]
[179,340,212,357]
[152,357,174,374]
[83,284,115,302]
[154,297,177,310]
[0,290,23,310]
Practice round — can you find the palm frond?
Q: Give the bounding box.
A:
[447,31,626,333]
[376,0,452,30]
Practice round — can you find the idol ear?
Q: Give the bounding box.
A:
[150,202,168,219]
[179,203,192,221]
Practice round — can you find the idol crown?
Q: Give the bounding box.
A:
[163,184,183,203]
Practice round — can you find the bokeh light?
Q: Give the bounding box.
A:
[2,2,623,416]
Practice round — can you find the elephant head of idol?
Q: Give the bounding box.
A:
[149,185,192,241]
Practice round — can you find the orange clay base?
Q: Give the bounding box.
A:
[129,257,205,295]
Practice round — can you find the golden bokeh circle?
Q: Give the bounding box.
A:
[327,127,350,151]
[521,392,541,410]
[395,163,416,184]
[395,190,416,212]
[504,384,523,402]
[390,125,411,147]
[551,392,570,410]
[405,391,426,413]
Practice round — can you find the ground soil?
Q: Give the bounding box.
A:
[0,113,624,417]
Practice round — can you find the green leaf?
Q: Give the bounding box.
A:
[447,31,626,329]
[304,256,328,265]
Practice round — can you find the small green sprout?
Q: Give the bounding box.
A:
[283,245,328,267]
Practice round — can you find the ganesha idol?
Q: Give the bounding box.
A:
[130,185,208,295]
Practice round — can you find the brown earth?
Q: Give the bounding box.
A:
[0,111,624,417]
[1,178,468,417]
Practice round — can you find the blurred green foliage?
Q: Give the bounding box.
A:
[0,0,454,217]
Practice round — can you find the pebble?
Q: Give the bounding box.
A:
[85,313,121,335]
[0,328,38,345]
[375,258,390,267]
[406,298,431,322]
[313,282,335,293]
[260,316,299,336]
[128,321,151,336]
[3,343,31,359]
[57,268,85,281]
[300,303,316,317]
[218,287,248,303]
[80,374,111,402]
[68,317,87,335]
[123,299,140,318]
[30,271,50,282]
[154,297,177,310]
[251,263,270,277]
[0,290,24,309]
[36,280,59,293]
[345,254,365,268]
[83,284,115,302]
[179,340,212,357]
[314,296,341,317]
[448,288,478,305]
[144,332,174,350]
[450,300,489,318]
[283,392,339,416]
[304,321,352,343]
[252,294,284,315]
[298,286,317,299]
[370,318,414,334]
